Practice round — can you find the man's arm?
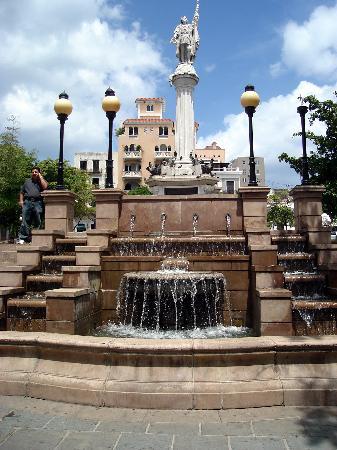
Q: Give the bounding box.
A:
[38,173,48,190]
[18,192,24,208]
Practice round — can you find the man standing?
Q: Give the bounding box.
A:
[18,167,48,244]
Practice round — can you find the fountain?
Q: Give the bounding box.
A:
[0,0,337,412]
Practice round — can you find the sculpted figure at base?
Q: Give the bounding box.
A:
[171,0,200,64]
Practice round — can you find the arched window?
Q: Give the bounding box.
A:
[124,145,129,151]
[160,144,167,152]
[147,105,154,111]
[155,146,159,152]
[168,146,172,152]
[159,127,163,136]
[159,126,168,137]
[130,144,135,152]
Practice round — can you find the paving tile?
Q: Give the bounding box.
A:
[57,431,120,450]
[1,411,54,429]
[46,416,98,431]
[0,423,15,443]
[173,434,228,450]
[144,410,220,423]
[253,418,304,437]
[0,410,14,421]
[0,429,64,450]
[96,421,148,433]
[286,435,337,450]
[201,421,252,436]
[230,436,286,450]
[148,422,199,435]
[76,408,147,422]
[115,432,172,450]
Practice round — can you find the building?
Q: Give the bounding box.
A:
[230,156,265,186]
[195,142,242,193]
[117,98,175,191]
[74,151,119,189]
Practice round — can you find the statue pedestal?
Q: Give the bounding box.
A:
[147,174,218,195]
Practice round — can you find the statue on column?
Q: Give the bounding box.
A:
[171,0,200,65]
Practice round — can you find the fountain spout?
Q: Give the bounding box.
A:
[160,212,167,237]
[192,213,199,236]
[129,213,136,238]
[225,213,231,236]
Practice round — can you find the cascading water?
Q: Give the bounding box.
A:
[192,213,199,237]
[160,212,167,237]
[93,257,251,339]
[129,213,136,238]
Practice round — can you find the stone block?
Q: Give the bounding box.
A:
[260,322,293,336]
[95,218,119,230]
[99,289,117,310]
[75,246,107,266]
[228,290,248,311]
[250,247,278,266]
[45,218,72,232]
[86,230,116,247]
[101,270,124,290]
[243,216,268,230]
[260,299,292,322]
[31,230,64,248]
[225,271,249,291]
[16,250,42,266]
[62,267,101,291]
[254,270,284,289]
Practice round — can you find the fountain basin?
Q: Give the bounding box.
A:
[0,332,336,409]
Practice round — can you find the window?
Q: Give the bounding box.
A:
[256,169,260,175]
[125,164,132,172]
[129,126,138,136]
[243,177,247,183]
[159,126,168,137]
[256,160,259,165]
[226,181,234,194]
[124,145,129,151]
[80,160,87,171]
[92,160,100,172]
[160,144,167,152]
[155,146,159,152]
[168,146,172,152]
[92,177,99,186]
[242,160,245,165]
[130,144,135,152]
[147,105,154,111]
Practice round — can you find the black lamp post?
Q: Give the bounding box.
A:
[102,88,121,188]
[240,85,260,186]
[54,92,73,190]
[297,104,310,185]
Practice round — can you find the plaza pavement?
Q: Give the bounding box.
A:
[0,396,336,449]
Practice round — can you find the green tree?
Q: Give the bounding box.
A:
[279,92,337,220]
[127,185,152,195]
[115,126,125,136]
[267,190,294,230]
[0,117,37,235]
[38,158,95,222]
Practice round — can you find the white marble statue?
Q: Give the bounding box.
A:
[171,0,200,65]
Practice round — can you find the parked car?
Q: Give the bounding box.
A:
[331,228,337,241]
[76,223,86,232]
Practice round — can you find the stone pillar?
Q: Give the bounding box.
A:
[171,71,199,162]
[290,185,330,244]
[93,189,123,231]
[239,186,271,245]
[42,190,75,234]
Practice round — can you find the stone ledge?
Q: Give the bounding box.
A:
[252,265,284,273]
[257,288,292,299]
[0,266,38,272]
[0,333,336,409]
[0,287,25,296]
[250,245,278,251]
[62,266,101,272]
[45,288,91,298]
[75,246,109,252]
[16,246,51,253]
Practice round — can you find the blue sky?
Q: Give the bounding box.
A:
[1,0,337,188]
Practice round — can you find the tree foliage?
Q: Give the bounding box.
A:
[0,118,37,234]
[38,158,95,220]
[267,190,294,230]
[127,185,152,195]
[279,92,337,219]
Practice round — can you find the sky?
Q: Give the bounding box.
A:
[1,0,337,188]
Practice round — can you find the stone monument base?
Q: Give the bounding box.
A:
[146,174,218,195]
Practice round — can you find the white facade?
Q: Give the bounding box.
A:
[213,166,242,193]
[74,152,119,189]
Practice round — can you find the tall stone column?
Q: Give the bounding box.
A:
[42,190,75,234]
[171,68,199,165]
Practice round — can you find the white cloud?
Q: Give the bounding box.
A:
[197,81,337,188]
[273,2,337,80]
[205,64,216,73]
[0,0,167,160]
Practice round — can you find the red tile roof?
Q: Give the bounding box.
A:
[135,98,164,102]
[123,118,174,124]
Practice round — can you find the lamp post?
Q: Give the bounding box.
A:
[102,88,121,188]
[54,92,73,190]
[240,85,260,186]
[297,104,310,185]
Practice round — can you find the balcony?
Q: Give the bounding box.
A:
[123,170,142,178]
[87,168,102,174]
[154,151,172,160]
[124,150,142,160]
